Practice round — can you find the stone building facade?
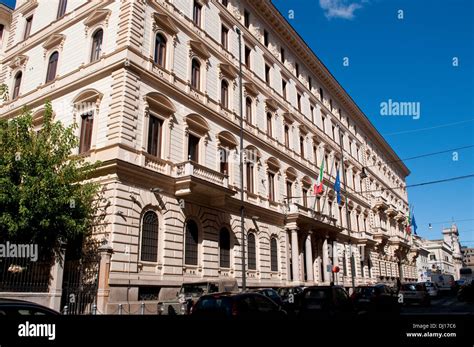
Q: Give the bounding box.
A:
[0,0,417,312]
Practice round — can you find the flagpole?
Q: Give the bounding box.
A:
[337,125,356,292]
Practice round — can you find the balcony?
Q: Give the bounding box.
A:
[386,204,398,217]
[371,195,389,211]
[174,161,235,201]
[285,203,340,233]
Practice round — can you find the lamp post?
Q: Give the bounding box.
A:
[236,27,246,291]
[337,125,356,291]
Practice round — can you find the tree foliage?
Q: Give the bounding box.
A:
[0,102,101,258]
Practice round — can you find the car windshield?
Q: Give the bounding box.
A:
[304,289,329,299]
[356,287,375,296]
[194,296,232,314]
[180,283,208,295]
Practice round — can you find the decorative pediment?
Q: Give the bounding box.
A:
[18,0,38,15]
[299,124,309,134]
[8,55,28,70]
[145,92,176,116]
[84,9,111,28]
[219,63,238,80]
[42,34,65,52]
[189,40,211,60]
[265,98,279,112]
[282,112,294,124]
[153,11,179,36]
[244,81,259,97]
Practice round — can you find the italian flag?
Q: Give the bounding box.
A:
[405,210,412,234]
[314,157,324,195]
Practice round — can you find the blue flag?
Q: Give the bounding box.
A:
[411,210,418,235]
[334,170,341,205]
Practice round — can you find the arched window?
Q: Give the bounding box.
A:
[247,233,256,270]
[79,112,93,153]
[154,33,167,67]
[270,237,278,272]
[245,97,252,123]
[12,71,22,100]
[46,51,59,83]
[90,29,103,62]
[220,80,229,108]
[141,211,159,262]
[185,220,199,265]
[191,59,201,90]
[219,228,230,268]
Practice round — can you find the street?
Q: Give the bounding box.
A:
[401,294,474,314]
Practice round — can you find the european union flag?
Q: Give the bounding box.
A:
[334,170,341,205]
[411,213,418,235]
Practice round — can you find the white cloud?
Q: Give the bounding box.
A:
[319,0,365,20]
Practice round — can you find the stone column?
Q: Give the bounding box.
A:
[315,239,322,283]
[97,243,114,314]
[48,245,66,311]
[305,232,314,282]
[291,228,300,282]
[322,237,329,284]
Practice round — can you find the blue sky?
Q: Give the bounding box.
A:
[272,0,474,245]
[2,0,473,246]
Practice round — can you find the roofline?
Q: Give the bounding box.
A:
[251,0,410,177]
[0,3,13,12]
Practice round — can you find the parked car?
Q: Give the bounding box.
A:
[399,283,430,306]
[350,284,399,314]
[0,298,60,316]
[298,286,354,318]
[191,292,287,318]
[157,278,238,315]
[422,282,439,297]
[277,286,304,306]
[431,274,455,293]
[249,288,283,307]
[457,282,474,302]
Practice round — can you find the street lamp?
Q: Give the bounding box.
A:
[236,26,246,291]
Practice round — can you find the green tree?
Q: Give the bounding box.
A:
[0,101,101,259]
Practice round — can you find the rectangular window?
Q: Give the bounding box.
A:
[244,9,250,28]
[310,105,315,123]
[147,115,163,157]
[268,172,275,201]
[286,181,292,200]
[332,125,336,140]
[282,79,287,99]
[193,1,202,27]
[244,45,251,68]
[284,125,289,147]
[24,16,33,40]
[265,64,271,84]
[308,76,312,90]
[79,112,93,153]
[221,25,228,49]
[297,93,302,111]
[295,63,299,77]
[280,47,285,62]
[188,134,200,162]
[302,188,308,207]
[57,0,67,19]
[246,163,254,193]
[266,113,272,137]
[330,98,333,110]
[219,148,228,174]
[300,136,305,158]
[321,115,326,133]
[263,29,269,47]
[319,87,324,101]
